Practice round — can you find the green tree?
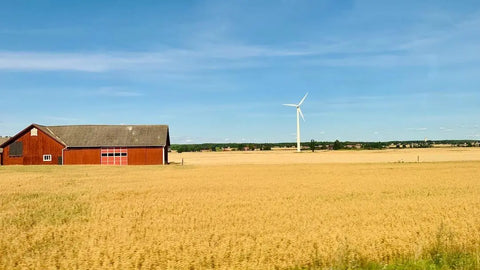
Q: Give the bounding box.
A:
[309,139,317,152]
[333,140,343,150]
[262,144,272,151]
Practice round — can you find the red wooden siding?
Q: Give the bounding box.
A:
[128,147,164,165]
[2,127,64,165]
[63,147,165,165]
[63,148,100,165]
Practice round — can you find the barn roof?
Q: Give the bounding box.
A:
[0,124,170,148]
[0,137,8,144]
[0,137,9,153]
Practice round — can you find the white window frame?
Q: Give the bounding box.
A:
[31,128,38,136]
[43,154,52,162]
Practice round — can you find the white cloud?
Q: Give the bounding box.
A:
[0,52,114,72]
[407,127,428,131]
[0,44,317,73]
[458,124,480,129]
[97,87,144,97]
[0,11,478,78]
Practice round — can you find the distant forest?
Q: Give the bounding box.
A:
[171,140,480,153]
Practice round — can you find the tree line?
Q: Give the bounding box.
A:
[171,139,479,153]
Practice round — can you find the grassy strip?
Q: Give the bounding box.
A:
[290,251,480,270]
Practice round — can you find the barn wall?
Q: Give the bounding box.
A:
[64,148,101,165]
[64,147,165,165]
[2,127,64,165]
[128,147,164,165]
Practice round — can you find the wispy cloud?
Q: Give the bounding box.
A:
[97,87,144,97]
[0,51,169,72]
[407,127,428,131]
[71,87,144,97]
[3,13,476,73]
[0,44,317,73]
[1,11,479,73]
[171,135,242,144]
[458,124,480,129]
[440,127,453,132]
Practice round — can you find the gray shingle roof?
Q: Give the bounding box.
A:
[36,124,170,147]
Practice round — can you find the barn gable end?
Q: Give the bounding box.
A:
[0,125,65,165]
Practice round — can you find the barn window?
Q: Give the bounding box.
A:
[9,142,23,157]
[43,155,52,162]
[31,128,38,136]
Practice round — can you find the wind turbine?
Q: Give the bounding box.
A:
[283,93,308,152]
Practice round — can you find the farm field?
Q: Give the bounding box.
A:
[1,154,480,269]
[170,147,480,165]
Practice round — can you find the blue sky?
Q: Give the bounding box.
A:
[0,0,479,143]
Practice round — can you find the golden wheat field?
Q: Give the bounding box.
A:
[1,151,480,269]
[170,147,480,165]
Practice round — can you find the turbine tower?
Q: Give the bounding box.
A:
[283,93,308,152]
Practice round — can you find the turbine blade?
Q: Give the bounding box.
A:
[299,108,305,121]
[298,92,308,106]
[282,104,298,107]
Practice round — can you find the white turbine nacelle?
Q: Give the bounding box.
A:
[283,92,308,152]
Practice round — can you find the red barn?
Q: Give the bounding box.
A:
[0,124,170,165]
